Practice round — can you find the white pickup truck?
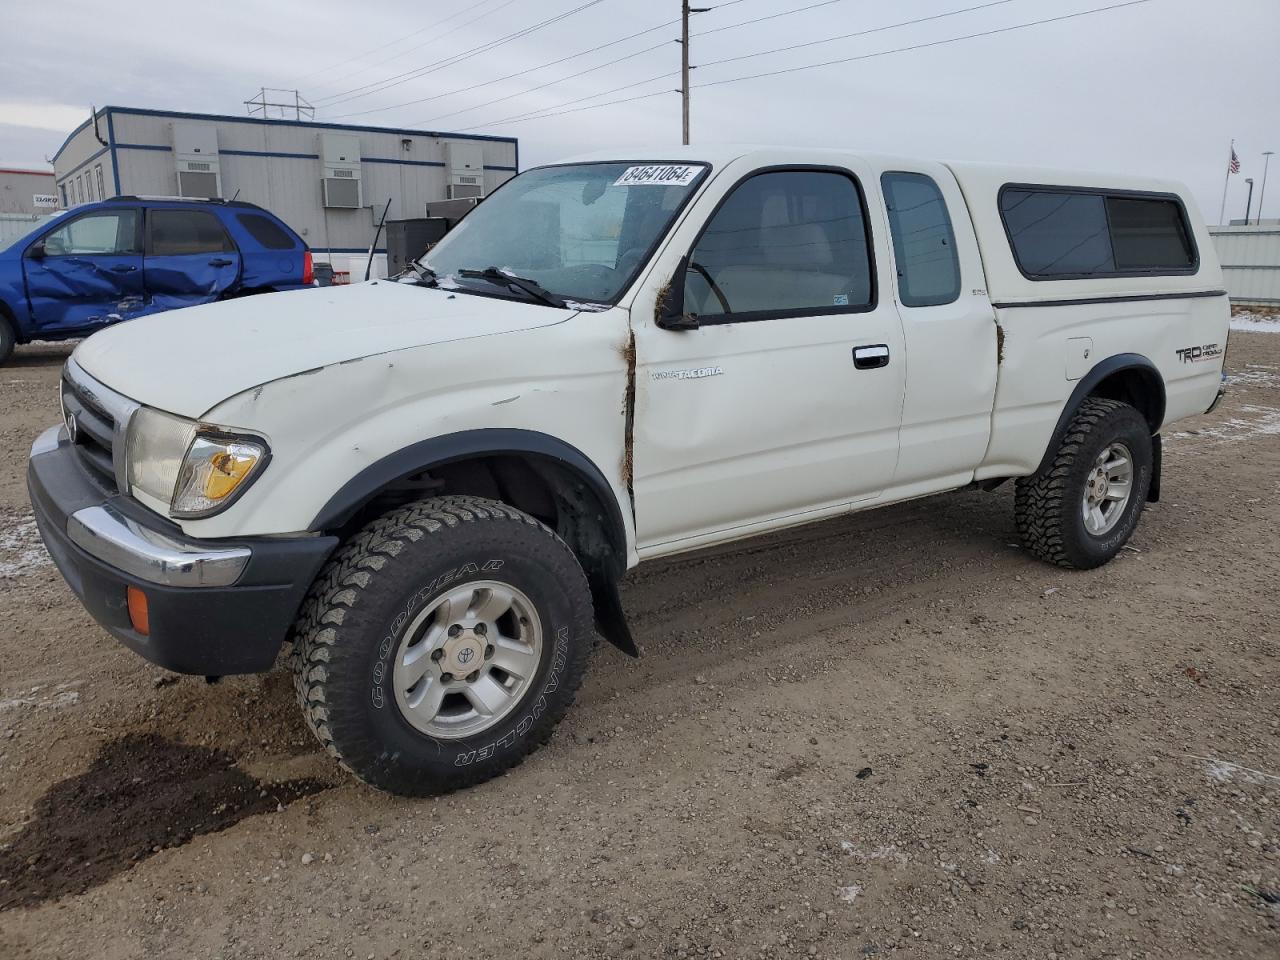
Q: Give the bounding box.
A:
[28,147,1228,795]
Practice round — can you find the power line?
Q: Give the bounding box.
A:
[313,0,611,109]
[699,0,1024,70]
[325,0,759,123]
[452,0,1019,129]
[326,19,679,122]
[695,0,1155,90]
[296,0,511,85]
[460,0,1155,130]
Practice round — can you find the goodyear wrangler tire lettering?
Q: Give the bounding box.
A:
[290,496,594,797]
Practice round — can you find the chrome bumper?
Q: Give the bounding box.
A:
[30,426,250,588]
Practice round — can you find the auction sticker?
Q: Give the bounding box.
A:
[614,165,700,187]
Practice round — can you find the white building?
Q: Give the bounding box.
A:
[52,106,518,276]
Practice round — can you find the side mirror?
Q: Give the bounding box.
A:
[655,256,700,331]
[27,241,46,260]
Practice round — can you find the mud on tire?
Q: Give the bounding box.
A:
[290,495,594,796]
[1015,397,1153,570]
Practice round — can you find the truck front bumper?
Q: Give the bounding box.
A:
[27,426,338,675]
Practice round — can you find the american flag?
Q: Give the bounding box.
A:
[1229,147,1241,174]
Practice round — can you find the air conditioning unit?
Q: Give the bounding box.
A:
[173,123,222,198]
[447,177,485,201]
[321,133,362,209]
[446,142,485,201]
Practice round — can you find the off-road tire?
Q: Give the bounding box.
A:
[1015,397,1152,570]
[290,495,594,796]
[0,314,14,366]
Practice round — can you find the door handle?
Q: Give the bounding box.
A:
[209,258,234,267]
[110,264,137,274]
[852,344,890,370]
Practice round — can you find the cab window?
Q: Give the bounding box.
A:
[882,172,960,307]
[39,210,140,256]
[684,169,873,321]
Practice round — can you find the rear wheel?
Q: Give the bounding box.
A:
[1015,397,1152,569]
[291,496,594,796]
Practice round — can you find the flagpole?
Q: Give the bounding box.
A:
[1219,139,1234,226]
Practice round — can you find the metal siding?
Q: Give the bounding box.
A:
[0,171,58,214]
[1210,227,1280,306]
[51,109,518,275]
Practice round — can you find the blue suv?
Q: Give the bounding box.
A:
[0,197,313,364]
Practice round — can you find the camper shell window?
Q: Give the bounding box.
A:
[999,184,1198,280]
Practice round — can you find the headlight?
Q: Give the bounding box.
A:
[126,407,268,518]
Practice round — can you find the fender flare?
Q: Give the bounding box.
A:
[309,428,628,560]
[1033,352,1166,476]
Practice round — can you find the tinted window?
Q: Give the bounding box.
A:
[236,213,298,250]
[41,210,140,256]
[1001,190,1114,276]
[1106,196,1195,270]
[685,170,872,319]
[148,209,234,256]
[882,172,960,307]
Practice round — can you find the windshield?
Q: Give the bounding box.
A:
[422,161,709,305]
[2,212,65,253]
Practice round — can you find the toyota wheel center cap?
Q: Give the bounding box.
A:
[442,629,485,676]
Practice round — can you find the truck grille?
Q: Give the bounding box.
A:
[60,360,138,493]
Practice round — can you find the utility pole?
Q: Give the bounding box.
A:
[1258,151,1275,225]
[679,2,710,145]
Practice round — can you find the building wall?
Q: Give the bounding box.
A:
[1210,224,1280,306]
[52,106,518,273]
[0,169,59,214]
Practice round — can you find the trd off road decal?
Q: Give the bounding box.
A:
[453,625,570,766]
[370,559,505,710]
[651,366,723,381]
[1176,343,1223,363]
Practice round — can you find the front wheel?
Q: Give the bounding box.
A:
[291,496,594,796]
[1015,398,1152,569]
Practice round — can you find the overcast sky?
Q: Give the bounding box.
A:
[2,0,1276,223]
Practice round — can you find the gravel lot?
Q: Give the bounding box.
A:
[0,330,1277,959]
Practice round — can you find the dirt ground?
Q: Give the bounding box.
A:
[0,331,1276,960]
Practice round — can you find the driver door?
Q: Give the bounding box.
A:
[23,208,145,333]
[631,164,906,552]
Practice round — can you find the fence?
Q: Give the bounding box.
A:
[1209,224,1280,306]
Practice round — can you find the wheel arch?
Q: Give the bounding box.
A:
[311,428,630,583]
[1034,353,1165,476]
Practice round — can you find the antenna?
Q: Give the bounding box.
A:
[243,88,315,121]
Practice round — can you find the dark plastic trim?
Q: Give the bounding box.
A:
[1034,353,1165,476]
[310,428,627,553]
[992,289,1227,309]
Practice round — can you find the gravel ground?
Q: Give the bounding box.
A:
[0,331,1276,960]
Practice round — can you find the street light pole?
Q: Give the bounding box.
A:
[1244,178,1254,224]
[1258,151,1275,225]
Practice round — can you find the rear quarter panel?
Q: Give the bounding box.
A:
[945,162,1229,478]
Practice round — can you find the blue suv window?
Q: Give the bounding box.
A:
[147,209,234,256]
[236,213,297,250]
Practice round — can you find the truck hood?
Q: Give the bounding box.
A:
[73,280,574,418]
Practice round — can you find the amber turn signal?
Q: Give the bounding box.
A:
[127,585,150,636]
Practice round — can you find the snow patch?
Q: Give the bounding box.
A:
[1230,313,1280,333]
[0,517,51,578]
[1227,365,1280,388]
[839,841,909,864]
[1169,404,1280,445]
[836,883,863,904]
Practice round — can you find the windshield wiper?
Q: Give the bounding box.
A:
[456,267,566,309]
